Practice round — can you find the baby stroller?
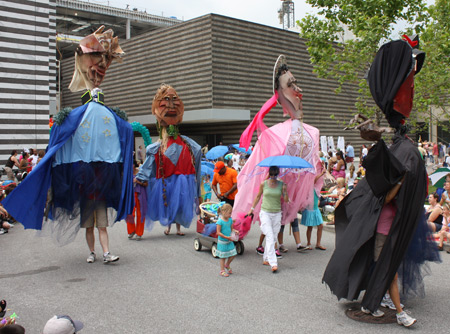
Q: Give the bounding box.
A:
[194,202,247,257]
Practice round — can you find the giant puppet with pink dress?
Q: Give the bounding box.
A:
[233,55,322,224]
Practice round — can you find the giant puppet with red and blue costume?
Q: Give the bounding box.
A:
[136,84,202,236]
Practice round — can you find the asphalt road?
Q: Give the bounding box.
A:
[1,219,449,334]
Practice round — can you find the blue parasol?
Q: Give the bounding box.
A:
[232,144,252,154]
[201,161,215,178]
[257,155,313,169]
[205,145,229,160]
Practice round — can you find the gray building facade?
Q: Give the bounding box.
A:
[0,0,56,162]
[60,14,363,149]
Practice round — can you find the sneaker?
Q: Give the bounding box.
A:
[361,306,384,318]
[396,311,416,327]
[256,246,264,255]
[86,252,96,263]
[381,294,404,310]
[128,232,135,239]
[297,244,307,252]
[279,245,288,253]
[0,228,6,235]
[134,235,142,241]
[103,252,119,263]
[275,249,283,259]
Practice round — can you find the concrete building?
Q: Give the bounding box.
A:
[0,0,56,162]
[0,0,180,164]
[60,14,363,149]
[3,0,400,167]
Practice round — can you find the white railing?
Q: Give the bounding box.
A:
[56,0,181,26]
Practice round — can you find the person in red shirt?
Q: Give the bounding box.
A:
[433,142,439,165]
[212,161,238,207]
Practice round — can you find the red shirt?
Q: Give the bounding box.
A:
[433,143,438,155]
[155,137,195,178]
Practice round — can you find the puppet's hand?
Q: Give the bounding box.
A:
[344,114,392,141]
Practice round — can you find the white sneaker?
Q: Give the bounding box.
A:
[103,252,119,263]
[134,235,142,241]
[128,232,135,239]
[361,306,384,317]
[381,293,404,310]
[396,311,416,327]
[86,252,96,263]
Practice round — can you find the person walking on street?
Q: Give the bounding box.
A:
[248,166,288,272]
[212,161,238,206]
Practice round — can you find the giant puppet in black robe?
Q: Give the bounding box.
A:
[323,37,440,312]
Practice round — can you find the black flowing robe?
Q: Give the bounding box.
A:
[322,133,428,312]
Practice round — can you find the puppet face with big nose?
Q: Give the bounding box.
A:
[76,52,113,90]
[152,86,185,127]
[277,70,304,120]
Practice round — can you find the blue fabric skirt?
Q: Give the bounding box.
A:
[51,161,123,224]
[145,173,198,228]
[398,211,441,299]
[300,209,323,226]
[217,239,237,258]
[301,191,323,226]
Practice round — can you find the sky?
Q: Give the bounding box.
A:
[90,0,318,29]
[86,0,436,34]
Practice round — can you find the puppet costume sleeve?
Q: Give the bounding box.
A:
[136,135,201,229]
[232,119,322,225]
[2,101,134,245]
[322,136,440,312]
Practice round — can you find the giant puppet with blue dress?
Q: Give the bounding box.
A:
[2,26,134,262]
[136,84,202,236]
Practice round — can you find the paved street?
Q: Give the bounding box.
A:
[1,220,449,333]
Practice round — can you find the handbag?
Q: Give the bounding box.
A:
[323,170,337,189]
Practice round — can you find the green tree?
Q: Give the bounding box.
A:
[414,0,450,126]
[298,0,449,130]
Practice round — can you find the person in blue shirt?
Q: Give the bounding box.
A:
[216,203,238,277]
[203,174,212,202]
[345,142,354,163]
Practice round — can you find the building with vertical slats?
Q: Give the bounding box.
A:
[0,0,56,163]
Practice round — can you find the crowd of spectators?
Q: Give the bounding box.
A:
[1,148,45,236]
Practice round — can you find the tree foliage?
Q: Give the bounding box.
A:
[298,0,450,129]
[414,0,450,122]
